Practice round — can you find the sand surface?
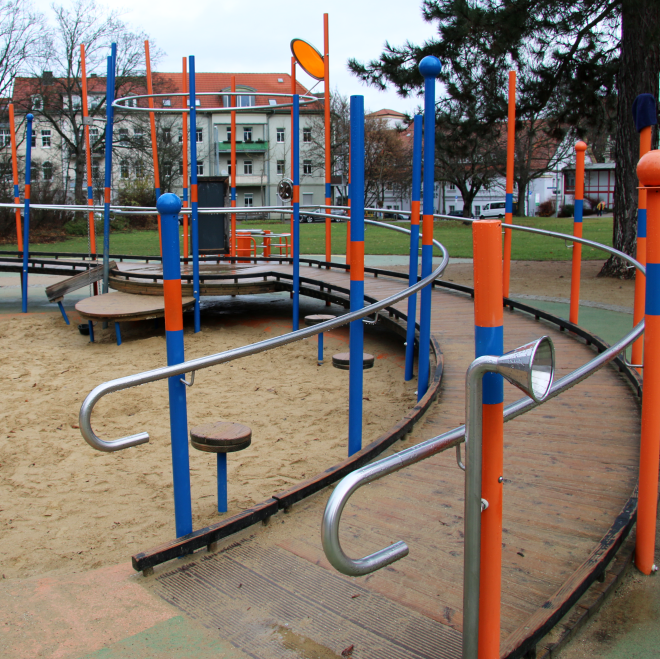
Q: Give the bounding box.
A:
[0,305,416,579]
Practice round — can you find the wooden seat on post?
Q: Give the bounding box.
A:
[190,421,252,453]
[332,352,375,370]
[304,315,335,364]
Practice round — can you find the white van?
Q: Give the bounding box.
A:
[477,201,506,219]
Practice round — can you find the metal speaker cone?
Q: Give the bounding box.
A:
[495,336,555,403]
[277,178,293,201]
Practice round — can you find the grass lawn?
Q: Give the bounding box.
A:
[0,216,614,261]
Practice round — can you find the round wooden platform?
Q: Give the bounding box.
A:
[75,291,195,321]
[332,352,375,370]
[190,421,252,453]
[304,314,336,326]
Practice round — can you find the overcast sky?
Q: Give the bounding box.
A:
[32,0,438,114]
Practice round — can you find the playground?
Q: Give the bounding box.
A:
[0,15,658,659]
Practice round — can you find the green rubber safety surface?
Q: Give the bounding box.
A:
[75,616,248,659]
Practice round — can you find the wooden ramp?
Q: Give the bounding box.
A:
[143,265,640,659]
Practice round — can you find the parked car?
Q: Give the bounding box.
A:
[477,201,506,219]
[447,209,465,218]
[299,207,344,223]
[382,212,408,220]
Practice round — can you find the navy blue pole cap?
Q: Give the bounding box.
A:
[156,192,182,215]
[419,56,442,79]
[632,94,658,133]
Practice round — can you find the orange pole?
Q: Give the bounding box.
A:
[182,58,189,259]
[231,75,237,257]
[636,150,660,574]
[8,104,22,252]
[323,13,331,264]
[632,126,653,371]
[80,46,97,256]
[290,58,296,259]
[144,40,162,254]
[569,141,587,324]
[502,71,515,298]
[472,220,504,659]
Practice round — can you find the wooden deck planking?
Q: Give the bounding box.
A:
[147,265,640,657]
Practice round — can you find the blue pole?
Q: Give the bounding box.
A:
[292,94,300,330]
[158,192,193,537]
[217,453,227,513]
[318,331,324,363]
[102,47,116,295]
[57,301,69,324]
[21,114,32,313]
[348,95,365,457]
[114,322,122,346]
[417,56,441,401]
[88,320,94,342]
[188,56,201,333]
[405,114,423,381]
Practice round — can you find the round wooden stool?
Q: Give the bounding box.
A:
[304,314,335,364]
[190,421,251,514]
[332,352,375,371]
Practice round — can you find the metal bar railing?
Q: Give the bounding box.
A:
[321,228,645,576]
[79,226,449,452]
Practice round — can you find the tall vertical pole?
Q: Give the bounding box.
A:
[292,94,300,330]
[157,192,193,538]
[290,58,296,259]
[502,71,515,297]
[569,141,587,325]
[188,56,201,333]
[102,46,116,295]
[346,139,351,265]
[21,114,33,313]
[632,94,657,372]
[8,104,22,252]
[635,150,660,575]
[417,56,441,401]
[405,115,422,381]
[472,219,504,659]
[323,13,332,264]
[80,45,97,280]
[182,58,189,260]
[231,75,237,257]
[144,40,162,254]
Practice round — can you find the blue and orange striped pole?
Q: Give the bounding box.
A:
[102,45,116,296]
[292,93,300,330]
[145,40,162,254]
[230,75,237,257]
[188,55,201,333]
[157,192,193,538]
[473,219,504,658]
[569,141,587,325]
[21,113,33,313]
[348,94,365,456]
[323,13,332,264]
[8,105,22,253]
[182,58,189,260]
[290,58,296,259]
[636,151,660,575]
[632,94,656,372]
[417,56,441,401]
[405,114,422,381]
[502,71,515,298]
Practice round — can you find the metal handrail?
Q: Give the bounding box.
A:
[321,228,645,576]
[79,225,449,452]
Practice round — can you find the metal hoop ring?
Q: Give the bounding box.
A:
[113,91,321,114]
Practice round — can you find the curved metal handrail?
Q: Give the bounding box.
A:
[322,228,645,576]
[79,227,449,452]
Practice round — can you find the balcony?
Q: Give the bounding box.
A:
[218,140,268,153]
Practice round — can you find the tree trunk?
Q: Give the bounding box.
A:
[600,0,660,278]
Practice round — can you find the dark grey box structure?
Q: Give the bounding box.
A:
[197,176,229,254]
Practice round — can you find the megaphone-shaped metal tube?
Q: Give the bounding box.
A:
[463,336,555,659]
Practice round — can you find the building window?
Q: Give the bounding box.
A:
[197,160,204,176]
[162,128,171,144]
[120,161,129,179]
[42,161,52,180]
[303,159,312,175]
[449,205,455,212]
[187,98,201,107]
[244,193,253,207]
[178,160,183,175]
[133,127,144,140]
[162,99,171,107]
[238,94,255,107]
[276,128,285,143]
[244,160,253,175]
[0,128,9,146]
[118,128,129,143]
[386,182,393,191]
[31,133,35,148]
[31,95,42,111]
[225,127,231,142]
[135,162,145,178]
[243,127,252,142]
[226,158,231,175]
[303,127,312,143]
[92,161,100,179]
[163,162,172,177]
[125,96,137,108]
[41,129,51,148]
[448,183,455,190]
[277,160,285,175]
[196,128,203,143]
